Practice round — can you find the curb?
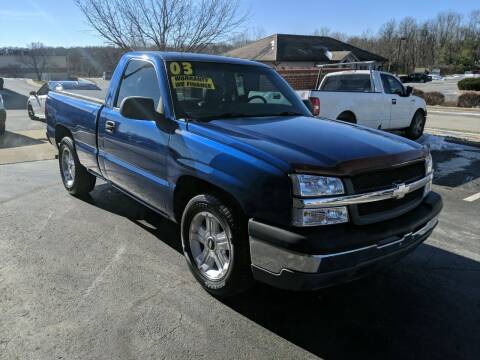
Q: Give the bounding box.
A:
[427,105,480,113]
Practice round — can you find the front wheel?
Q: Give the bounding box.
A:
[181,194,253,298]
[59,137,96,196]
[405,111,425,140]
[27,103,37,120]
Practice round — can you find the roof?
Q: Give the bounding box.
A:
[224,34,388,63]
[127,51,270,68]
[328,51,354,62]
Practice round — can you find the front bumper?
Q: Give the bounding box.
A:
[249,191,442,291]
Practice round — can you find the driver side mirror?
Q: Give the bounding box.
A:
[405,86,413,96]
[120,96,164,121]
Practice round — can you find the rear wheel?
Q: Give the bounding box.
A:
[181,194,253,298]
[406,111,425,140]
[59,137,96,196]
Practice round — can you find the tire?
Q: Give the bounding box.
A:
[58,137,96,196]
[337,111,356,124]
[27,103,37,120]
[181,194,253,298]
[405,111,425,140]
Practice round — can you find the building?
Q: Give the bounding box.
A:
[225,34,388,89]
[225,34,388,69]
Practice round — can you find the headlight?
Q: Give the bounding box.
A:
[292,207,349,226]
[425,152,433,174]
[290,174,344,197]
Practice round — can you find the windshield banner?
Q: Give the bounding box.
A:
[171,75,215,90]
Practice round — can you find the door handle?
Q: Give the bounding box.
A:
[105,120,116,133]
[392,99,397,105]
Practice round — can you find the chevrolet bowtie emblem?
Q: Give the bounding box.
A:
[392,183,408,199]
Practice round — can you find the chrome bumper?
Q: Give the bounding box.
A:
[250,216,438,275]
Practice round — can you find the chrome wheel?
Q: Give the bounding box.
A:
[61,147,75,188]
[188,211,232,281]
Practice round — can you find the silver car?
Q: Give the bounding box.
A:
[0,95,6,135]
[27,81,100,120]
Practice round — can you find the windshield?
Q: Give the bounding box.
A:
[166,61,310,121]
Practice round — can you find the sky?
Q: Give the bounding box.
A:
[0,0,479,48]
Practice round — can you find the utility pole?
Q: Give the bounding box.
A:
[395,37,406,74]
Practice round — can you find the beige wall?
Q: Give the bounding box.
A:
[0,55,67,69]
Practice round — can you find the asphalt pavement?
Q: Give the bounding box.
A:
[426,109,480,138]
[1,78,480,359]
[412,77,463,102]
[0,148,479,359]
[0,80,54,164]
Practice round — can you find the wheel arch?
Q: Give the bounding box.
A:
[55,124,73,146]
[173,175,246,224]
[337,110,357,123]
[414,107,426,119]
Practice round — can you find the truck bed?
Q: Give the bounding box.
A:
[47,90,104,174]
[55,88,107,105]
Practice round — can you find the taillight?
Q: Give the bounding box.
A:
[309,97,320,116]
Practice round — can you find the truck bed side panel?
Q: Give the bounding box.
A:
[47,92,103,174]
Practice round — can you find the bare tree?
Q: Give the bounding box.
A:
[75,0,248,52]
[18,42,49,80]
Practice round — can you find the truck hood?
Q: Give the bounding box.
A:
[189,116,427,176]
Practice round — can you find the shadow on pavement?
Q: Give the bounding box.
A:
[0,131,44,149]
[82,183,480,360]
[0,89,29,110]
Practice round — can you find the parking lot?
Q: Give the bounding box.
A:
[412,76,464,103]
[1,79,480,359]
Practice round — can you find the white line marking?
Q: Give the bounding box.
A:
[82,244,125,299]
[463,192,480,202]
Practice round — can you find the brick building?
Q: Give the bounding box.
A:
[225,34,387,89]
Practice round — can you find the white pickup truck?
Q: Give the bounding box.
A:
[297,70,427,139]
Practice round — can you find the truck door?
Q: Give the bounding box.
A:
[380,74,412,129]
[98,59,170,213]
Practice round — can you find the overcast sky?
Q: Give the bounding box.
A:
[0,0,479,47]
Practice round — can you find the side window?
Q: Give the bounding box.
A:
[115,60,161,108]
[381,74,404,96]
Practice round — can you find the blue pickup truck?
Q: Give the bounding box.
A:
[46,52,442,297]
